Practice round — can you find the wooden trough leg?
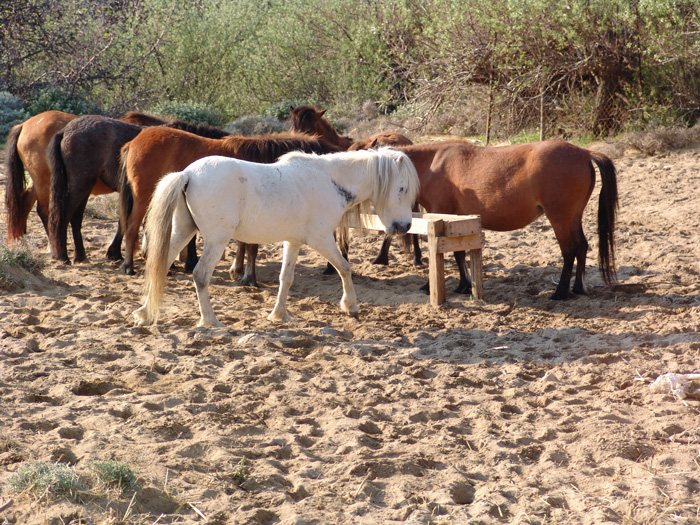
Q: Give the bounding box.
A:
[470,246,484,300]
[428,220,446,306]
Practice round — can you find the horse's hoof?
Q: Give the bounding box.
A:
[133,309,149,326]
[454,283,473,295]
[419,282,429,294]
[106,252,122,261]
[371,256,389,265]
[322,264,337,275]
[61,258,71,266]
[267,312,290,323]
[549,290,570,300]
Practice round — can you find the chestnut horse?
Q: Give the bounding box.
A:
[289,105,413,150]
[400,140,618,300]
[4,110,203,247]
[289,105,419,267]
[118,127,340,277]
[46,114,228,263]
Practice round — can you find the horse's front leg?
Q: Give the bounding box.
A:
[312,236,358,318]
[268,241,300,323]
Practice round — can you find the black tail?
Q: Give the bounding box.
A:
[4,124,26,242]
[47,131,68,254]
[591,151,618,285]
[118,145,134,235]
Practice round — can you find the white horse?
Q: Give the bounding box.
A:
[133,147,419,327]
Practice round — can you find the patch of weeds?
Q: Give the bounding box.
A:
[0,245,45,289]
[233,457,248,485]
[0,432,18,453]
[5,461,84,501]
[89,459,139,493]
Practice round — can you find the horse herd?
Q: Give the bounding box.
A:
[4,106,619,325]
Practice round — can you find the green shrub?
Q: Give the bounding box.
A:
[27,85,101,116]
[263,100,309,121]
[5,462,84,500]
[0,245,45,289]
[148,100,225,127]
[0,91,30,141]
[89,460,139,493]
[225,115,286,136]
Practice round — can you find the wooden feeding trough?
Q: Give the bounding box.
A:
[348,212,484,306]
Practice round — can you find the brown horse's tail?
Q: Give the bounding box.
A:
[47,131,68,254]
[591,151,619,285]
[4,124,26,243]
[118,144,134,236]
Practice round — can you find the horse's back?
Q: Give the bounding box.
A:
[406,140,598,230]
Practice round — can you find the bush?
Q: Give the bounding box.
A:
[0,245,45,290]
[263,100,309,121]
[147,100,225,127]
[27,85,101,116]
[0,91,30,141]
[89,460,139,493]
[225,115,286,135]
[5,462,84,500]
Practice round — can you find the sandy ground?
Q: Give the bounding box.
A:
[1,141,699,525]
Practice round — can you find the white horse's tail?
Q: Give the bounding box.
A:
[140,170,191,324]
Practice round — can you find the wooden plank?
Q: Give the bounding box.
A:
[444,216,481,238]
[470,248,484,299]
[435,233,483,254]
[428,220,446,307]
[347,212,481,238]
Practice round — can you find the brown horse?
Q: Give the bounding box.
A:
[289,105,419,267]
[399,140,618,300]
[118,127,340,277]
[46,114,228,264]
[4,110,188,247]
[289,105,413,150]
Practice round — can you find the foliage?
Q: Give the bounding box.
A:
[0,245,45,289]
[89,460,139,492]
[263,100,309,121]
[5,462,83,500]
[0,92,30,140]
[146,100,225,127]
[225,116,286,136]
[1,0,698,138]
[27,85,102,116]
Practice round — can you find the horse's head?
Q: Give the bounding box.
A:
[372,148,419,236]
[289,105,325,135]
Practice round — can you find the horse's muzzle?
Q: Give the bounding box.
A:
[389,221,411,236]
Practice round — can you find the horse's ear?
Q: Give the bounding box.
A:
[319,109,327,117]
[290,105,295,112]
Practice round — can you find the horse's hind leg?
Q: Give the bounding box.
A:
[269,242,301,323]
[184,237,198,273]
[193,239,228,328]
[454,250,472,294]
[229,241,246,280]
[239,243,259,287]
[106,221,123,260]
[549,221,580,301]
[70,197,90,263]
[571,224,589,296]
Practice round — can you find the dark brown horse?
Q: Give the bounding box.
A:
[289,105,419,267]
[46,114,228,264]
[399,140,618,299]
[118,127,340,277]
[4,110,201,247]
